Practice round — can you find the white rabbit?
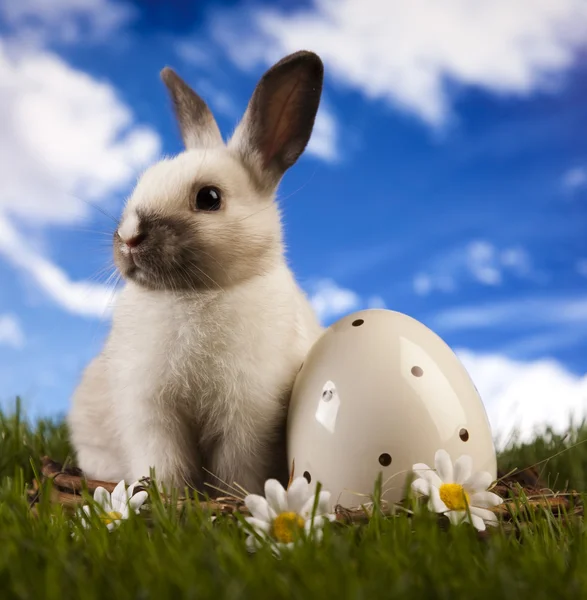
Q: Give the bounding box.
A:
[67,51,325,495]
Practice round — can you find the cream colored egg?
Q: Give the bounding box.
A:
[287,308,497,510]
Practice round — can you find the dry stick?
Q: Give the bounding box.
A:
[201,467,248,501]
[40,457,120,494]
[31,457,583,524]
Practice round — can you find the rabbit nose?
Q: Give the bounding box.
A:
[124,232,146,248]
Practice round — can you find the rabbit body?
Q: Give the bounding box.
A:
[70,258,321,493]
[68,51,325,494]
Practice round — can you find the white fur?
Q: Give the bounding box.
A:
[117,211,139,243]
[68,149,323,494]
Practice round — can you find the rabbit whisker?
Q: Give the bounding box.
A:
[236,203,274,224]
[184,257,223,291]
[79,198,120,225]
[194,248,232,282]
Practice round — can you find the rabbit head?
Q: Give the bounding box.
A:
[113,50,324,292]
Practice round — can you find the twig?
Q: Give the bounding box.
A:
[29,457,584,523]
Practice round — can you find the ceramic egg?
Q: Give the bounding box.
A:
[287,308,497,510]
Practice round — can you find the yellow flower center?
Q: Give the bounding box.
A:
[270,512,305,543]
[101,510,123,525]
[439,483,470,511]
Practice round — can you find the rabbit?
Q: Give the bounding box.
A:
[67,50,325,496]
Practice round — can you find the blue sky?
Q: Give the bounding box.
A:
[0,0,586,445]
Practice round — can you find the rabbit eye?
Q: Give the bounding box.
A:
[195,186,222,211]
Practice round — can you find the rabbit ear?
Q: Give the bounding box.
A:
[228,50,324,191]
[161,67,223,150]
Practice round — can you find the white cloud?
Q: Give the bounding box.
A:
[175,41,217,71]
[432,295,587,332]
[194,78,240,119]
[366,295,386,310]
[0,214,118,318]
[498,327,587,358]
[413,273,455,296]
[0,42,160,226]
[413,273,432,296]
[414,240,537,296]
[0,314,25,348]
[0,0,134,46]
[0,39,159,317]
[431,295,587,362]
[577,259,587,277]
[211,0,587,127]
[499,247,533,276]
[466,241,537,285]
[308,279,385,323]
[306,106,339,162]
[458,349,587,448]
[562,165,587,192]
[309,279,360,322]
[467,241,502,285]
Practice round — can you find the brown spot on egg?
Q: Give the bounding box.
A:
[378,453,392,466]
[352,319,364,327]
[303,471,312,483]
[459,428,469,442]
[411,366,424,377]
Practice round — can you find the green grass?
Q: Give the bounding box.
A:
[1,398,586,599]
[498,421,587,491]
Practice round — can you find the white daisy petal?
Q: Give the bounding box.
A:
[435,449,454,483]
[428,485,449,513]
[316,490,332,516]
[93,487,111,510]
[309,528,324,543]
[106,518,121,532]
[470,506,498,525]
[111,480,127,510]
[412,463,442,488]
[244,517,271,534]
[127,481,148,501]
[301,491,331,518]
[80,505,92,527]
[463,471,493,494]
[411,478,430,497]
[264,479,288,514]
[286,477,311,514]
[453,455,473,485]
[469,491,503,508]
[304,515,327,532]
[470,513,486,531]
[447,510,467,525]
[270,542,286,557]
[245,494,275,522]
[129,490,148,513]
[246,535,261,553]
[412,461,431,472]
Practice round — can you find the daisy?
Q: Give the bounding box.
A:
[411,449,503,531]
[242,477,336,553]
[80,480,148,531]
